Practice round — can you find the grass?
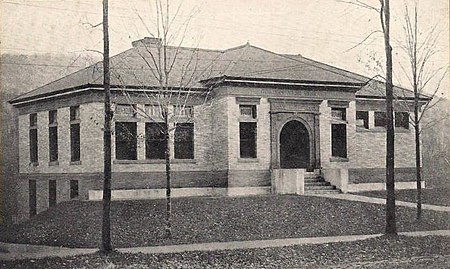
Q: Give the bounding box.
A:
[0,195,449,249]
[357,188,450,206]
[1,236,449,268]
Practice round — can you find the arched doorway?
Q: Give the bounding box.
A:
[280,120,310,169]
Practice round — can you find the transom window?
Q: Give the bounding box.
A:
[240,105,257,119]
[331,107,346,121]
[49,110,57,125]
[115,104,137,117]
[70,106,80,121]
[356,111,369,129]
[174,105,193,117]
[30,113,37,127]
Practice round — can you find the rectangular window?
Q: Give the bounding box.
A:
[49,110,57,125]
[29,129,38,163]
[49,126,58,162]
[374,112,387,127]
[240,122,257,158]
[331,107,346,121]
[29,180,37,217]
[332,124,347,158]
[145,122,166,159]
[395,112,410,129]
[49,180,56,207]
[70,180,79,199]
[70,124,81,162]
[115,104,137,117]
[115,122,137,160]
[175,123,194,159]
[240,105,257,119]
[30,113,37,127]
[356,111,369,129]
[70,106,80,121]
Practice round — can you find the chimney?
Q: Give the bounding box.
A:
[132,37,162,48]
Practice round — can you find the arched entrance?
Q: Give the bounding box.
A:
[279,120,310,169]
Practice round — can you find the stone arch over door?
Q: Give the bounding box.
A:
[269,98,322,170]
[279,120,310,169]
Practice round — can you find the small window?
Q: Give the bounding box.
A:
[174,123,194,159]
[29,129,38,163]
[49,126,58,162]
[332,124,347,158]
[331,107,346,121]
[49,110,57,125]
[115,104,137,117]
[174,105,194,117]
[70,106,80,121]
[240,105,257,119]
[145,122,166,159]
[395,112,409,129]
[115,122,137,160]
[240,122,257,158]
[30,113,37,127]
[49,180,57,207]
[356,111,369,129]
[70,124,80,162]
[374,112,387,127]
[70,180,79,199]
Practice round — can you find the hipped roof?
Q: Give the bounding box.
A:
[10,42,429,104]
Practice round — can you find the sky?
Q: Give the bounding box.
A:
[1,0,449,97]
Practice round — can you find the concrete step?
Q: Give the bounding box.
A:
[305,185,336,190]
[305,189,341,194]
[304,181,330,186]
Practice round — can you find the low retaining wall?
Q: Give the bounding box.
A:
[88,187,271,200]
[347,181,426,192]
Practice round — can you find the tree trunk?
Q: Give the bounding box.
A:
[164,112,172,238]
[383,0,397,235]
[101,0,113,253]
[414,101,422,219]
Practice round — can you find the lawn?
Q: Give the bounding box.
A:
[0,195,449,248]
[1,236,449,268]
[357,188,450,206]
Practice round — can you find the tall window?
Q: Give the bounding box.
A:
[356,111,369,129]
[240,122,257,158]
[29,113,38,164]
[395,112,410,129]
[175,123,194,159]
[115,122,137,160]
[145,123,166,159]
[70,180,79,199]
[332,124,347,158]
[70,106,81,162]
[374,112,387,127]
[48,110,58,163]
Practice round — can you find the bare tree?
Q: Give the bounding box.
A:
[399,1,448,220]
[339,0,397,235]
[111,0,218,238]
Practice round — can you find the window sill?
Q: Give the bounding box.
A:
[172,159,196,164]
[356,127,411,133]
[330,157,349,162]
[48,161,59,166]
[70,161,82,165]
[238,158,259,163]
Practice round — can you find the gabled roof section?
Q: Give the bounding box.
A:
[9,39,430,104]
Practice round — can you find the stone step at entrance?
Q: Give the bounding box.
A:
[304,173,340,194]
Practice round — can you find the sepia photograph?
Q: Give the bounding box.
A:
[1,0,449,268]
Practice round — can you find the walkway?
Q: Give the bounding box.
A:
[1,230,449,261]
[309,193,450,212]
